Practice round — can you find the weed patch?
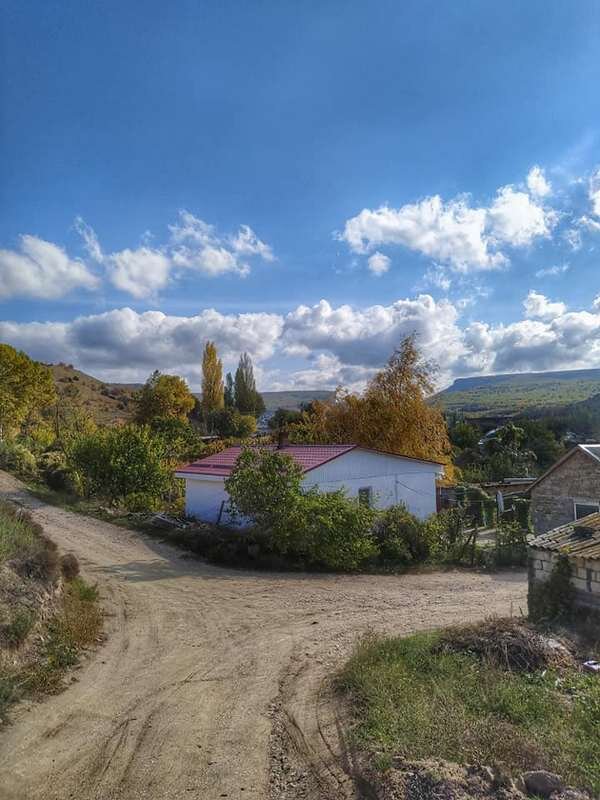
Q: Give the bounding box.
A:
[339,623,600,795]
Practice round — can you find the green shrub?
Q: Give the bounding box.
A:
[0,440,38,477]
[280,489,378,571]
[68,424,172,506]
[225,448,378,571]
[373,505,429,565]
[2,609,35,646]
[225,448,304,529]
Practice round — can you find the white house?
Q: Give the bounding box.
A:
[175,443,444,524]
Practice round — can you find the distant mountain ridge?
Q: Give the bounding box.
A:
[435,367,600,417]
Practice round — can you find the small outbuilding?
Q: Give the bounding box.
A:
[528,513,600,612]
[528,444,600,534]
[176,444,444,524]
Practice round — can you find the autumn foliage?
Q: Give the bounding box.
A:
[291,336,453,478]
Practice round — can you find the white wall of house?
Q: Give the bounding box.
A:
[178,448,442,524]
[303,448,441,519]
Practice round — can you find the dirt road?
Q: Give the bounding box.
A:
[0,472,527,800]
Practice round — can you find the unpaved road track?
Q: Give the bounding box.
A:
[0,472,527,800]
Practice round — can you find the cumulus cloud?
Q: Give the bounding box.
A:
[526,166,552,198]
[168,211,272,277]
[0,307,283,385]
[0,235,99,300]
[0,213,275,303]
[339,168,558,273]
[367,251,390,276]
[523,290,567,321]
[107,248,172,299]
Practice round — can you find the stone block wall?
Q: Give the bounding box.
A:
[530,448,600,534]
[529,547,600,612]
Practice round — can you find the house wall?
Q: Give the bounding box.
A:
[303,448,442,519]
[530,448,600,534]
[529,546,600,611]
[183,476,235,524]
[182,449,442,524]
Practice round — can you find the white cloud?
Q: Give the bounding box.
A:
[367,251,390,276]
[523,290,567,321]
[340,196,502,271]
[168,211,272,278]
[5,292,600,390]
[589,168,600,217]
[74,216,103,262]
[0,235,99,300]
[339,169,557,273]
[526,165,552,198]
[107,248,172,299]
[0,307,283,386]
[535,264,569,278]
[487,186,557,247]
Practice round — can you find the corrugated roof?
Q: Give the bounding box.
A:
[176,444,357,478]
[176,443,444,478]
[530,512,600,560]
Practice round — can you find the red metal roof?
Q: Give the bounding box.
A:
[176,443,444,478]
[176,444,358,478]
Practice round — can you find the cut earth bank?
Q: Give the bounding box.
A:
[0,470,527,800]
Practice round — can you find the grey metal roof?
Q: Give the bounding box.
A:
[530,512,600,561]
[580,444,600,464]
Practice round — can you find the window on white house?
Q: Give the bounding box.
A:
[574,501,600,520]
[358,487,373,507]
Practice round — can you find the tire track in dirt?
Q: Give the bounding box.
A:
[0,471,527,799]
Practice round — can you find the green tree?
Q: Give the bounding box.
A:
[224,372,235,408]
[234,353,265,415]
[201,342,224,413]
[68,425,171,506]
[135,371,195,423]
[225,448,304,529]
[208,409,257,438]
[0,343,56,439]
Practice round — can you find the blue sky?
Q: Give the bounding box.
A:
[2,1,600,390]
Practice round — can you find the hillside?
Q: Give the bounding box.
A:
[261,390,332,411]
[50,364,136,425]
[50,363,330,423]
[435,367,600,417]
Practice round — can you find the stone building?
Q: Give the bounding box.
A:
[528,513,600,612]
[529,444,600,535]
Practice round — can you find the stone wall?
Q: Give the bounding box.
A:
[530,448,600,534]
[529,546,600,611]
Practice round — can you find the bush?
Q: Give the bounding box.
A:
[60,552,80,581]
[0,440,38,477]
[225,448,378,571]
[2,609,35,647]
[280,489,378,571]
[373,505,429,565]
[225,448,304,529]
[209,409,257,438]
[68,424,172,506]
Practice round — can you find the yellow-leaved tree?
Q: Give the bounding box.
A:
[201,341,224,413]
[291,336,454,480]
[0,343,56,440]
[136,370,195,423]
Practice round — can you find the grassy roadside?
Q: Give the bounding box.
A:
[338,622,600,796]
[0,500,103,719]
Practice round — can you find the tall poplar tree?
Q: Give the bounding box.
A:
[234,353,265,415]
[201,341,224,413]
[224,372,235,408]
